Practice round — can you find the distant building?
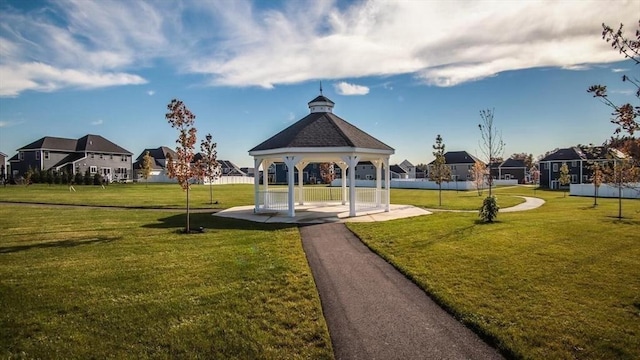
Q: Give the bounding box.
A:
[133,146,177,182]
[428,151,484,181]
[8,134,132,182]
[538,146,624,189]
[0,152,7,181]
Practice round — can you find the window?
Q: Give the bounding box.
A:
[90,166,97,174]
[99,154,104,159]
[571,174,577,183]
[571,161,577,167]
[110,154,113,160]
[552,163,558,172]
[543,162,548,170]
[19,152,24,160]
[121,155,127,162]
[36,151,40,160]
[44,151,49,160]
[366,174,373,180]
[90,153,95,159]
[452,165,456,170]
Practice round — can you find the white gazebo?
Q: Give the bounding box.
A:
[249,93,395,217]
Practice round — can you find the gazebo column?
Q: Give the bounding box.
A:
[253,158,262,213]
[262,160,273,209]
[284,156,301,217]
[296,161,309,205]
[342,155,360,217]
[384,157,391,212]
[373,159,382,208]
[337,162,348,205]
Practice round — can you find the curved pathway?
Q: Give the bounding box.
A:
[426,196,545,213]
[301,223,504,360]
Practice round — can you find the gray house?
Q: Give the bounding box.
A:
[9,134,133,182]
[428,151,483,181]
[133,146,177,182]
[0,152,7,182]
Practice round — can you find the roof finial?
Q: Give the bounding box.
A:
[319,80,323,95]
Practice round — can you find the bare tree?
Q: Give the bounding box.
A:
[166,99,202,233]
[605,159,640,219]
[141,150,153,187]
[200,133,221,205]
[429,134,451,206]
[478,109,505,196]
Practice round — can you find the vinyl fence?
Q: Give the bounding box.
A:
[330,178,518,190]
[570,183,640,199]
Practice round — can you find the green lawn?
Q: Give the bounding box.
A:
[0,183,254,209]
[0,205,333,359]
[391,186,524,210]
[348,189,640,359]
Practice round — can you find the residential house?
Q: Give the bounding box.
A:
[240,167,255,177]
[398,159,416,178]
[0,152,7,181]
[9,134,133,182]
[390,165,409,179]
[498,158,529,183]
[538,146,621,189]
[270,162,326,184]
[428,151,484,181]
[133,146,177,183]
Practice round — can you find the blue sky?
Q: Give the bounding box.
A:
[0,0,638,167]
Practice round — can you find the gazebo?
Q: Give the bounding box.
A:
[249,93,395,217]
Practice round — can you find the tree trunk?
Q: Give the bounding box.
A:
[186,185,191,232]
[209,182,213,205]
[594,185,598,206]
[618,186,622,219]
[438,183,442,206]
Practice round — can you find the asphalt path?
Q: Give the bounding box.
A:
[300,223,504,360]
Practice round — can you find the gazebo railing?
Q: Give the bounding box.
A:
[257,187,387,213]
[257,189,289,211]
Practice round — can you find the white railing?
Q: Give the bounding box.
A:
[356,188,387,211]
[570,183,640,199]
[257,189,288,211]
[297,187,344,204]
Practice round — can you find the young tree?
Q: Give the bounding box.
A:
[74,171,83,186]
[200,133,220,205]
[319,162,335,184]
[83,169,92,185]
[166,99,202,233]
[469,161,488,196]
[141,151,153,187]
[558,163,571,197]
[478,109,505,196]
[587,21,639,137]
[429,134,451,206]
[590,162,605,206]
[604,160,640,219]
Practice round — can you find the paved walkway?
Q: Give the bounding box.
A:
[300,223,504,360]
[426,196,544,213]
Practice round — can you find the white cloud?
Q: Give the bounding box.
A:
[147,90,155,96]
[334,81,370,95]
[0,0,637,96]
[612,68,627,73]
[91,119,104,126]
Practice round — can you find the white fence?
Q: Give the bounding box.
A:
[330,178,518,190]
[205,176,254,185]
[257,189,289,211]
[570,183,640,199]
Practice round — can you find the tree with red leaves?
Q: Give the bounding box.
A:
[166,99,201,233]
[200,133,220,205]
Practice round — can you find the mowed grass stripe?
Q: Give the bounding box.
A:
[0,206,333,359]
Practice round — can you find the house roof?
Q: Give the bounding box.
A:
[52,153,87,168]
[539,146,616,162]
[308,95,335,105]
[429,151,482,165]
[500,158,527,168]
[390,165,407,174]
[250,111,393,152]
[17,134,131,154]
[135,147,176,162]
[18,136,77,151]
[76,134,131,154]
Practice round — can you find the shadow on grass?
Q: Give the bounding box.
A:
[142,212,296,232]
[603,216,640,226]
[0,236,121,254]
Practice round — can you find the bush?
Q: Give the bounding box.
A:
[479,195,500,223]
[83,170,92,185]
[74,172,83,185]
[93,173,103,185]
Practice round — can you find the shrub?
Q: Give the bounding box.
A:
[83,170,92,185]
[93,173,103,185]
[479,195,500,223]
[74,172,83,185]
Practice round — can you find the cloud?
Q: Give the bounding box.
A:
[91,119,104,126]
[562,64,591,71]
[147,90,155,96]
[0,120,26,127]
[0,0,637,96]
[334,81,370,95]
[612,68,627,73]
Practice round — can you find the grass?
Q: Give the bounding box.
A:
[391,186,524,210]
[0,183,254,209]
[348,188,640,359]
[0,205,333,359]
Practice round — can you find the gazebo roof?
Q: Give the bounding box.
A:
[250,111,393,152]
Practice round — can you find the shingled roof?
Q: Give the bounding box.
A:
[18,136,77,151]
[17,134,131,154]
[250,111,393,152]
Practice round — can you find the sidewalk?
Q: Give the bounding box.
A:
[300,223,504,360]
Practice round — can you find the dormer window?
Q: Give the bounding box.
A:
[36,151,40,160]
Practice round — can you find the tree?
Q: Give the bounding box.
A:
[558,163,571,197]
[590,161,605,206]
[478,109,505,196]
[74,171,83,185]
[469,161,488,196]
[319,163,335,184]
[604,160,640,219]
[141,150,153,187]
[166,99,202,233]
[587,21,639,137]
[415,163,429,172]
[200,133,220,205]
[83,169,92,185]
[429,134,451,206]
[479,195,499,223]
